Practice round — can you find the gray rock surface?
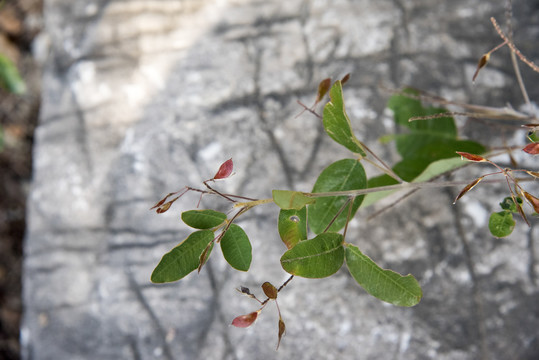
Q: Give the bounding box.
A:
[23,0,539,359]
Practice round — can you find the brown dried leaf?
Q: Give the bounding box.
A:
[150,192,178,210]
[231,311,259,328]
[454,177,484,203]
[523,191,539,214]
[341,73,351,86]
[237,286,252,295]
[261,282,278,300]
[472,53,490,82]
[156,201,173,214]
[514,197,530,226]
[276,318,286,350]
[197,241,214,273]
[522,143,539,155]
[456,151,486,162]
[315,78,332,103]
[522,123,539,130]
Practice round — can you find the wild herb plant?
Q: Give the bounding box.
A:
[149,16,538,348]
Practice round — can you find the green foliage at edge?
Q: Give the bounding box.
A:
[0,54,26,94]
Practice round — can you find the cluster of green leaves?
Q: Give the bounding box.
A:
[489,197,520,238]
[151,209,252,283]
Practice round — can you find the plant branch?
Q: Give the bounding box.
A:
[491,17,539,73]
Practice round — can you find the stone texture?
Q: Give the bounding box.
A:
[23,0,539,359]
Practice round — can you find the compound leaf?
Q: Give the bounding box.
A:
[344,243,422,307]
[280,232,344,278]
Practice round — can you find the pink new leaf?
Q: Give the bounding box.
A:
[231,311,259,328]
[522,143,539,155]
[213,158,234,180]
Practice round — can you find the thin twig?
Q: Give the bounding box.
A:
[491,17,539,73]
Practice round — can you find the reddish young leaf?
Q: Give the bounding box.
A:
[276,318,286,350]
[523,191,539,214]
[522,143,539,155]
[231,311,259,328]
[340,73,351,86]
[315,78,332,103]
[261,282,278,300]
[213,158,234,179]
[456,151,486,162]
[522,123,539,130]
[454,177,484,203]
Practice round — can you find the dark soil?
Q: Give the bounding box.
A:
[0,1,42,359]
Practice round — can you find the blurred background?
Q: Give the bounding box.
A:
[1,0,538,359]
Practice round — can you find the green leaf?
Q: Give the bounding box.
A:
[151,230,214,283]
[387,89,456,137]
[392,139,486,182]
[489,211,515,238]
[309,159,366,234]
[0,55,26,94]
[278,208,307,249]
[323,81,366,156]
[344,244,422,307]
[412,157,469,183]
[361,174,400,208]
[499,197,522,212]
[280,232,344,278]
[181,209,227,229]
[272,190,316,210]
[220,224,252,271]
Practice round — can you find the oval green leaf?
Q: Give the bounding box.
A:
[489,211,515,238]
[181,209,227,229]
[309,159,366,234]
[280,232,344,278]
[278,208,307,249]
[344,243,422,307]
[272,190,315,210]
[151,230,214,283]
[323,81,366,156]
[220,224,252,271]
